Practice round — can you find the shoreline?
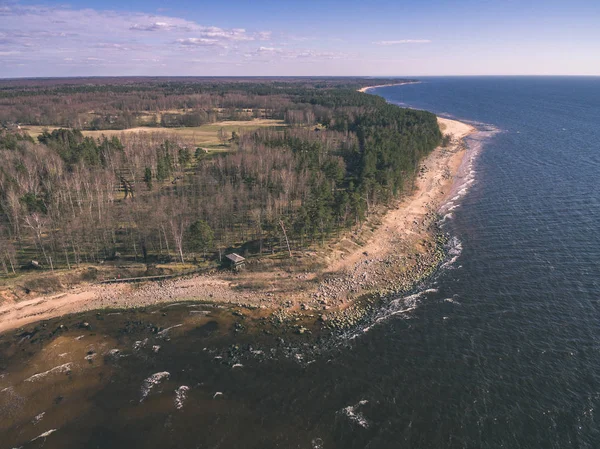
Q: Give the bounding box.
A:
[0,116,475,335]
[358,81,421,93]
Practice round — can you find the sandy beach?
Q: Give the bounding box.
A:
[0,117,474,334]
[358,81,420,93]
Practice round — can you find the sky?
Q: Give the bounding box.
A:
[1,0,599,78]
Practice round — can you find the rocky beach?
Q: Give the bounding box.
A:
[0,117,474,335]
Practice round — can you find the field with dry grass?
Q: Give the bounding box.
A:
[22,118,286,149]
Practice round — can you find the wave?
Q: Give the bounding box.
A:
[443,296,461,305]
[441,236,463,269]
[157,324,183,338]
[33,411,45,425]
[174,385,190,410]
[349,289,437,338]
[339,399,370,428]
[24,363,73,382]
[31,428,58,442]
[439,124,501,219]
[133,338,148,351]
[140,371,170,402]
[342,231,464,338]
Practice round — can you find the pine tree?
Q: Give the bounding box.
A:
[144,167,153,190]
[188,220,214,259]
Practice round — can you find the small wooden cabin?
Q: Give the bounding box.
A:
[224,253,246,270]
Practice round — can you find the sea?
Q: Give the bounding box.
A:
[2,76,600,448]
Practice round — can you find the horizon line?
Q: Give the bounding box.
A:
[1,74,600,81]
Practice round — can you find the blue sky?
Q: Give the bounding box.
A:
[1,0,599,77]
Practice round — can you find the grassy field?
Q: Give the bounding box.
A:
[22,119,286,149]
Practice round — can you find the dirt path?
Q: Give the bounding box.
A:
[0,118,474,334]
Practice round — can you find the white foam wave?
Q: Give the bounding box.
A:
[140,371,170,402]
[31,428,57,441]
[441,236,463,269]
[32,412,45,425]
[439,125,501,216]
[133,339,148,351]
[356,291,426,336]
[340,400,370,428]
[106,349,121,358]
[25,363,73,382]
[157,324,183,338]
[174,385,189,410]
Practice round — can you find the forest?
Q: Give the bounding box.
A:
[0,77,441,275]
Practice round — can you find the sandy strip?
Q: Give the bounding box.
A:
[358,81,420,93]
[326,117,474,273]
[0,117,474,335]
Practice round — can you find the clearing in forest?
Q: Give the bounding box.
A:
[22,118,286,150]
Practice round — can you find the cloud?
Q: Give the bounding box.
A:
[95,43,131,50]
[257,46,281,53]
[0,4,272,66]
[288,36,316,42]
[256,31,272,41]
[0,3,351,76]
[176,38,221,47]
[374,39,431,45]
[130,21,257,42]
[130,21,179,32]
[244,47,346,61]
[197,27,253,41]
[293,50,343,60]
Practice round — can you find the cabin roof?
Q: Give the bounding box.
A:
[225,253,245,263]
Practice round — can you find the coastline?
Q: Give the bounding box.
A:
[0,116,475,335]
[358,81,420,93]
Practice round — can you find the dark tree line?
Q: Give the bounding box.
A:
[0,77,410,130]
[0,79,439,274]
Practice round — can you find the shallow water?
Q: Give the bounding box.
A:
[2,77,600,448]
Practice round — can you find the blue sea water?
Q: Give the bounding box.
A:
[3,77,600,448]
[356,76,600,448]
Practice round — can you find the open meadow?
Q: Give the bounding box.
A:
[22,118,286,150]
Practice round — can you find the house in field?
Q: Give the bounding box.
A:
[224,253,246,270]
